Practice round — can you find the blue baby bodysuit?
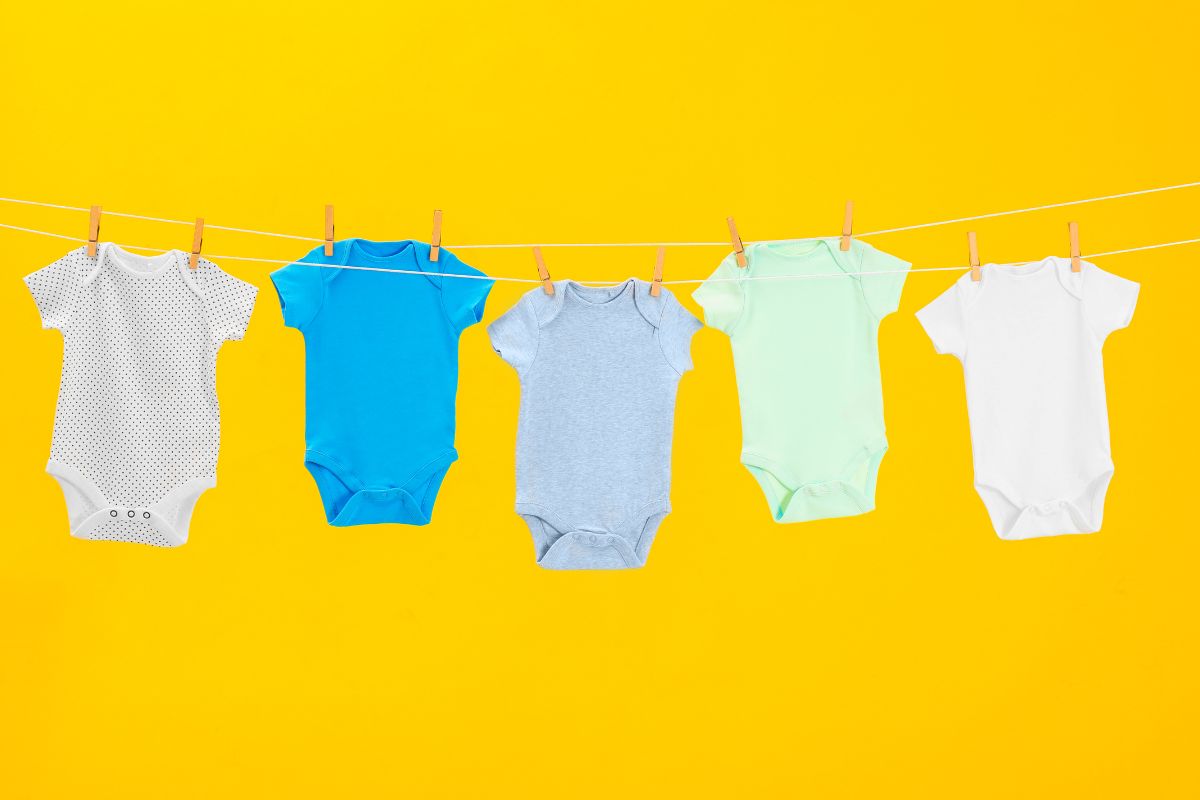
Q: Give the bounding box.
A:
[271,239,492,526]
[489,279,701,569]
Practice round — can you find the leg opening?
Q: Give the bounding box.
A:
[304,453,360,524]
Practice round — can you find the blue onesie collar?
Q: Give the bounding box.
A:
[535,278,669,328]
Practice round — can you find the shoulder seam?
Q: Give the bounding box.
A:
[59,250,93,331]
[524,294,544,375]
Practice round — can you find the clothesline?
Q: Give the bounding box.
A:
[1,180,1197,248]
[1,180,1197,283]
[1,218,1195,283]
[182,237,1200,283]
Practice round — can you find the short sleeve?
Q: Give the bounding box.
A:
[657,292,703,374]
[488,294,540,375]
[916,281,967,361]
[201,264,258,342]
[24,250,89,331]
[856,243,911,319]
[436,250,494,333]
[270,250,326,330]
[1083,263,1139,340]
[692,254,745,334]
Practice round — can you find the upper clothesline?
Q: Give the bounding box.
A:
[1,180,1198,283]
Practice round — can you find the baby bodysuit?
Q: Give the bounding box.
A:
[25,244,257,546]
[488,279,701,569]
[271,239,492,526]
[916,257,1139,539]
[693,239,910,523]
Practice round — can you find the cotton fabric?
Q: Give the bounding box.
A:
[693,239,910,523]
[489,279,700,569]
[25,244,257,546]
[917,256,1138,539]
[271,240,492,526]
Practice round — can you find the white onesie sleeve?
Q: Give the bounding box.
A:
[24,249,90,331]
[915,280,967,360]
[196,261,258,343]
[1083,264,1139,340]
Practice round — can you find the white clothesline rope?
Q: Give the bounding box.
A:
[1,219,1196,284]
[0,198,322,242]
[0,180,1198,249]
[216,238,1200,283]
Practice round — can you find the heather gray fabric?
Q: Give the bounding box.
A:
[489,279,701,570]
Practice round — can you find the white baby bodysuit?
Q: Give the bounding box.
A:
[916,256,1138,539]
[25,244,257,546]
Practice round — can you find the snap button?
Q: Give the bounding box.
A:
[109,510,118,517]
[127,510,135,518]
[143,511,151,519]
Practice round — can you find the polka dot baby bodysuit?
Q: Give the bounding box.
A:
[25,244,257,547]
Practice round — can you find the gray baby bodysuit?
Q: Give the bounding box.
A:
[488,279,701,570]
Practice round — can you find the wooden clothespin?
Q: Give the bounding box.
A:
[189,218,205,270]
[324,205,335,256]
[727,217,747,267]
[87,205,102,257]
[968,231,981,282]
[533,246,554,295]
[1068,221,1081,273]
[840,200,854,252]
[430,209,443,262]
[651,246,665,297]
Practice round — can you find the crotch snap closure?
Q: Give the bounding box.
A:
[569,528,614,547]
[104,506,154,521]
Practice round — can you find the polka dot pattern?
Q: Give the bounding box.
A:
[88,517,174,548]
[25,245,257,546]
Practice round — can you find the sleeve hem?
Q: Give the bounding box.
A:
[1117,283,1140,331]
[444,276,495,334]
[666,315,703,374]
[23,273,55,330]
[691,285,744,335]
[1082,274,1141,341]
[487,316,530,374]
[225,285,259,342]
[270,267,320,331]
[915,306,952,357]
[862,254,912,321]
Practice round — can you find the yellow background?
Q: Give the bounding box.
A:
[2,1,1198,796]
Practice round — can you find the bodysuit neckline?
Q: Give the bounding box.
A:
[99,243,184,279]
[344,238,420,270]
[563,279,637,309]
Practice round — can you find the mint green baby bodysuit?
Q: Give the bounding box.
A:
[693,239,909,523]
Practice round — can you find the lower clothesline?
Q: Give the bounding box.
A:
[1,219,1196,283]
